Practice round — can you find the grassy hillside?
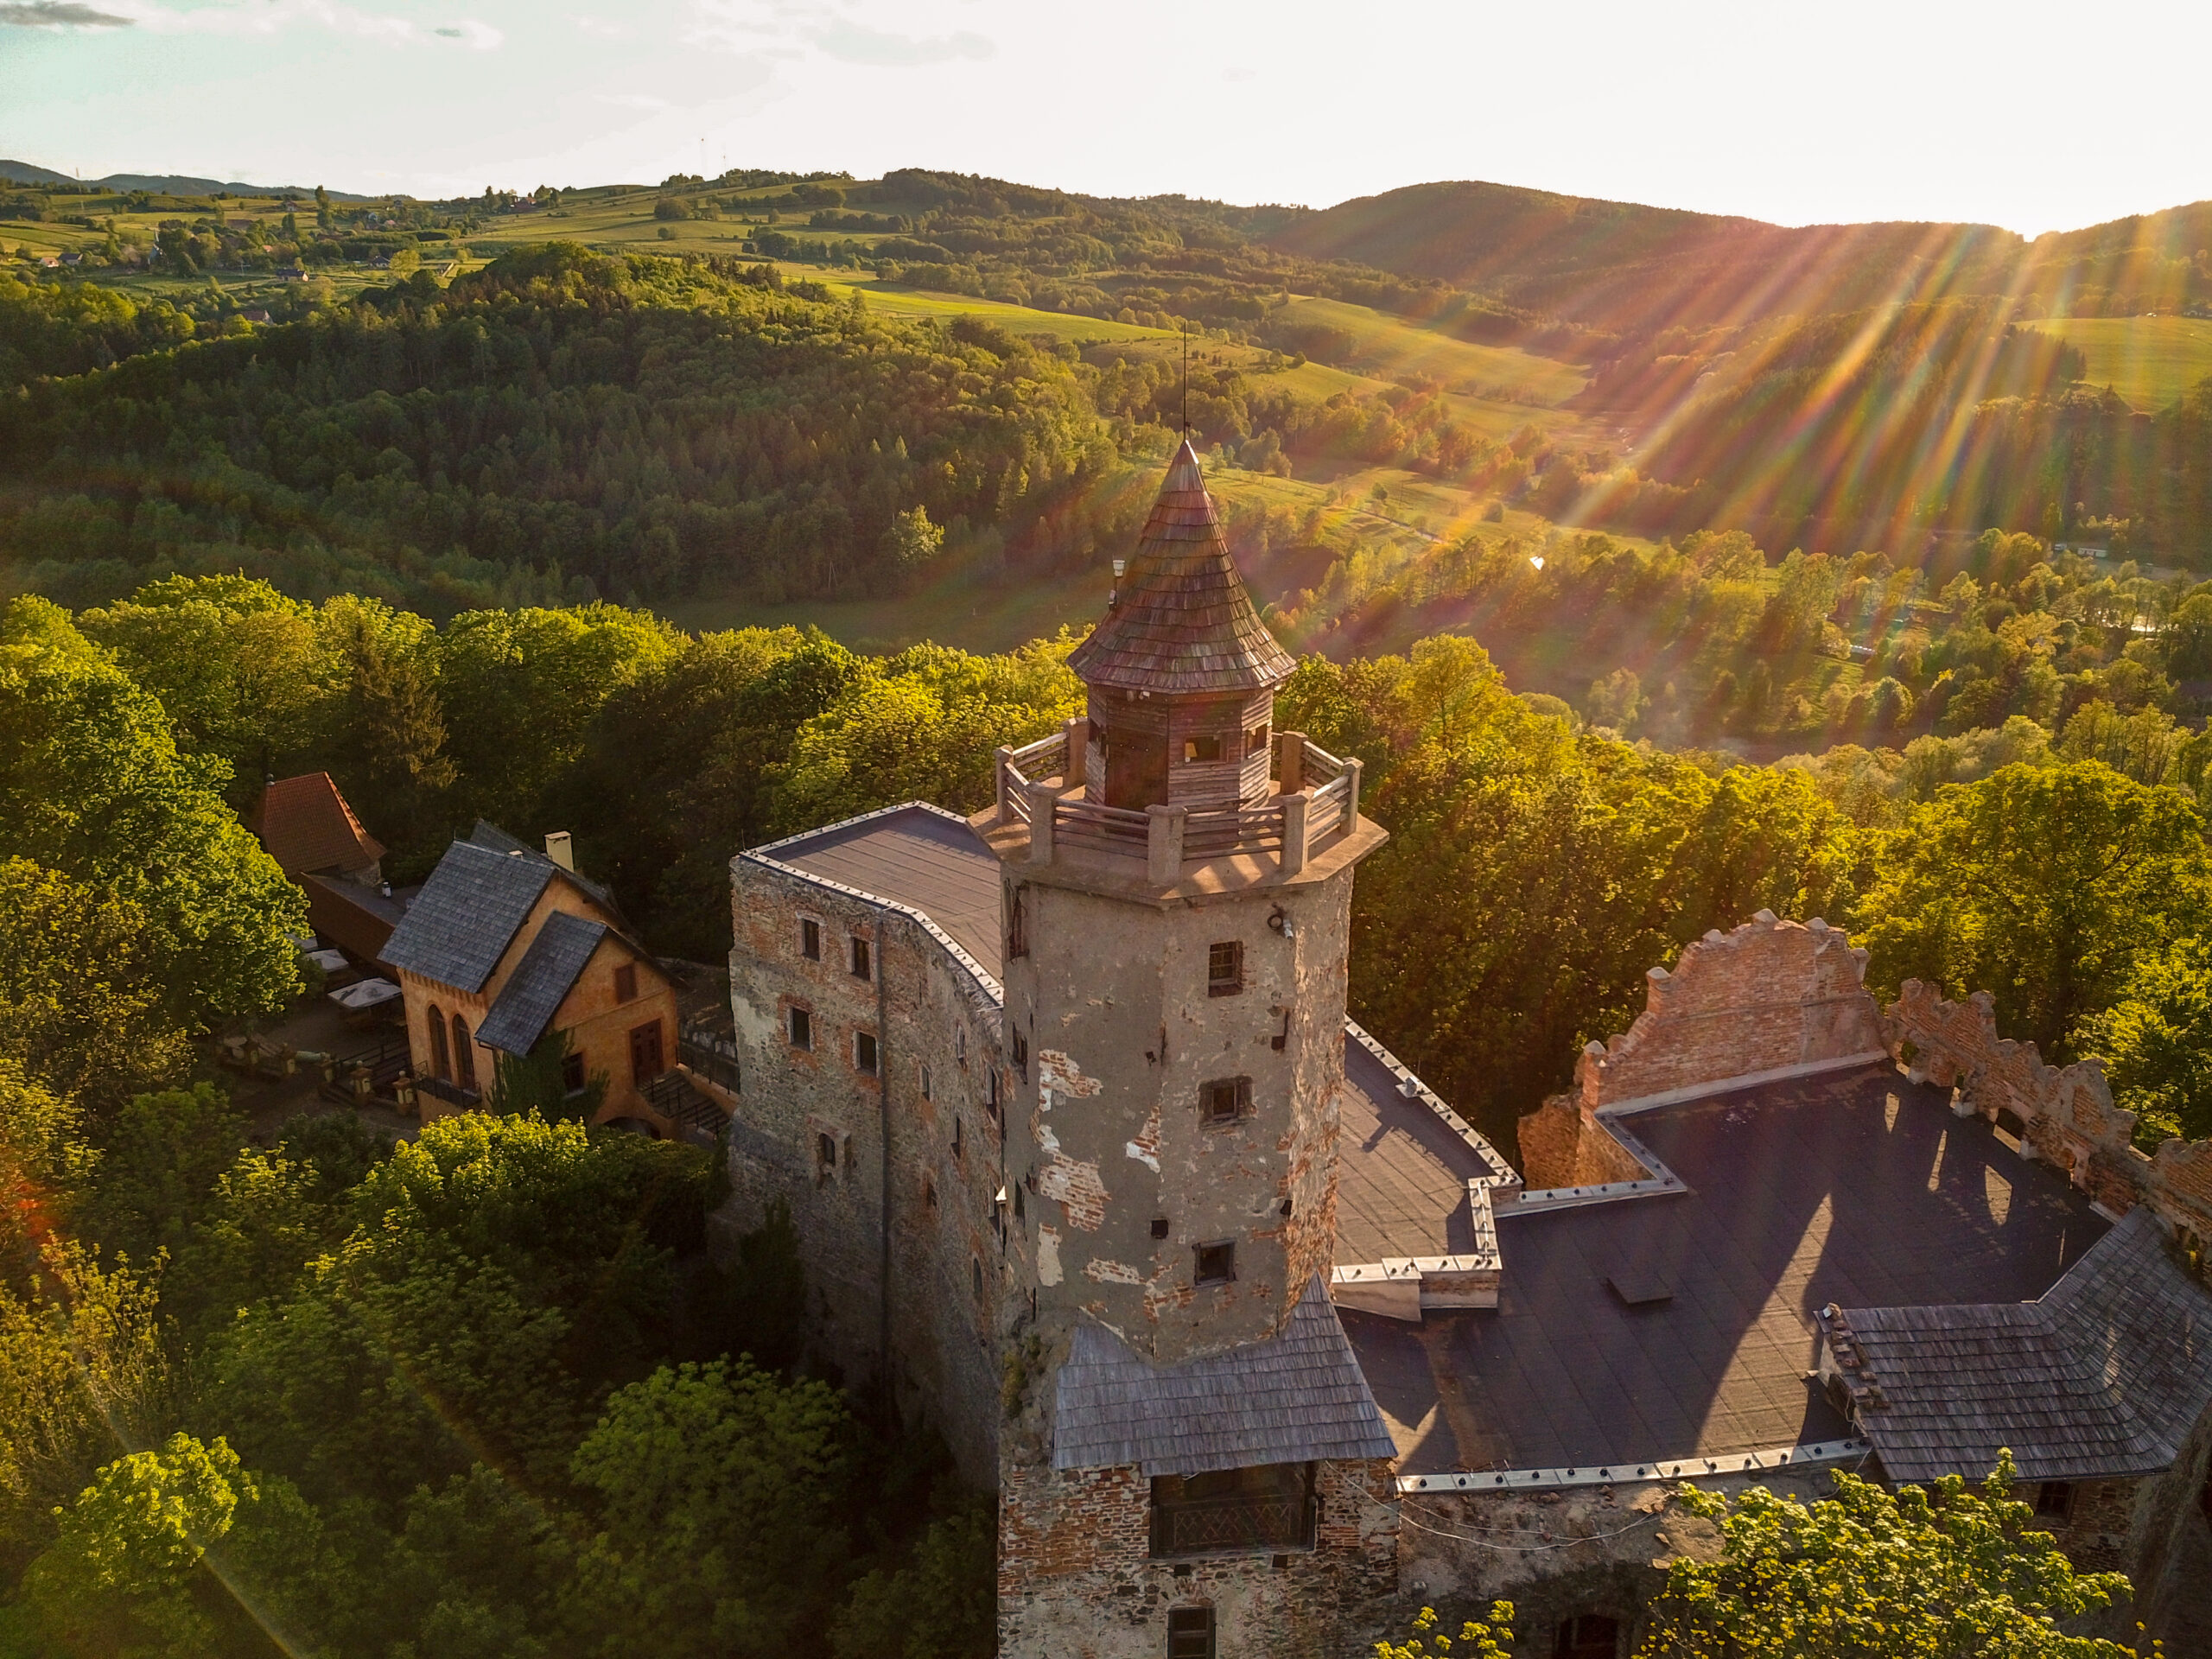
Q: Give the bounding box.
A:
[2022,315,2212,411]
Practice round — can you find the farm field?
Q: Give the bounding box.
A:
[2024,314,2212,411]
[1271,296,1588,405]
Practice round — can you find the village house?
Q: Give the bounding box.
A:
[719,441,2212,1656]
[249,771,410,967]
[379,823,698,1139]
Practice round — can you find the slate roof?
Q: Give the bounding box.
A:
[1065,438,1297,696]
[1837,1208,2212,1484]
[251,772,384,878]
[1344,1065,2108,1477]
[378,836,555,994]
[1054,1278,1398,1476]
[476,911,608,1056]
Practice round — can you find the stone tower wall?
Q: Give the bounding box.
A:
[721,855,1010,1483]
[1002,864,1355,1367]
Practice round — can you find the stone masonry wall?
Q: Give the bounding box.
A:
[1885,979,2212,1245]
[997,1458,1401,1659]
[1519,913,1886,1189]
[721,854,1009,1482]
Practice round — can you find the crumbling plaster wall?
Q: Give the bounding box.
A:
[996,1458,1400,1659]
[1519,913,1887,1189]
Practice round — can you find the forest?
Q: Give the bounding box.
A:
[7,545,2211,1650]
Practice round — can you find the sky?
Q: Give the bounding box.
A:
[2,0,2208,237]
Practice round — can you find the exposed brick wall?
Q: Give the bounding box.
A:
[1885,980,2212,1243]
[2039,1478,2139,1574]
[997,1458,1401,1659]
[1518,913,1885,1189]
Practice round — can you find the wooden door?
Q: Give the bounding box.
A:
[1103,728,1169,810]
[629,1020,665,1085]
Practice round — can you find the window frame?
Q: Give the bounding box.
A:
[1166,1605,1217,1659]
[613,962,639,1004]
[560,1048,587,1096]
[799,918,821,961]
[1181,734,1224,764]
[1199,1076,1252,1127]
[849,935,872,980]
[1207,940,1243,997]
[788,1005,814,1051]
[855,1029,879,1075]
[1193,1240,1236,1286]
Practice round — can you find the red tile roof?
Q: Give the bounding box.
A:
[250,772,385,879]
[1066,438,1296,696]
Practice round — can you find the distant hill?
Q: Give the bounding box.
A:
[1267,178,2212,335]
[0,159,368,200]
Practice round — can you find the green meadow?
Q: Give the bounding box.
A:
[2024,314,2212,410]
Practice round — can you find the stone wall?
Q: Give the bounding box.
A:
[1885,979,2212,1244]
[1519,913,1886,1189]
[721,853,1010,1482]
[997,1458,1401,1659]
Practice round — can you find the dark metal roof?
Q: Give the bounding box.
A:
[476,911,608,1057]
[1065,438,1297,696]
[1344,1065,2108,1477]
[378,837,554,994]
[299,874,409,965]
[760,804,1005,979]
[1335,1036,1489,1263]
[1839,1208,2212,1484]
[1054,1278,1398,1475]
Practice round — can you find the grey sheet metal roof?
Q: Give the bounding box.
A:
[1836,1208,2212,1484]
[1344,1065,2109,1478]
[1053,1277,1397,1476]
[757,804,1006,978]
[378,837,555,994]
[476,911,607,1057]
[1334,1035,1489,1263]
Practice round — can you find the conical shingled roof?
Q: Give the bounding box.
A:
[1067,437,1297,696]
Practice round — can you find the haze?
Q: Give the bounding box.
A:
[2,0,2207,235]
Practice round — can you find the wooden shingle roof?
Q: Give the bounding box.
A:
[1066,438,1296,696]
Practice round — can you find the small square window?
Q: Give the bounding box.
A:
[1194,1242,1235,1286]
[560,1050,587,1095]
[1199,1077,1251,1126]
[789,1007,813,1050]
[1168,1607,1216,1659]
[850,936,871,979]
[855,1031,879,1075]
[2035,1481,2075,1520]
[1182,734,1224,763]
[800,918,821,961]
[1207,941,1243,997]
[1151,1217,1170,1240]
[1246,723,1270,759]
[613,963,638,1003]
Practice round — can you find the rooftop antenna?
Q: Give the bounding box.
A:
[1179,326,1189,437]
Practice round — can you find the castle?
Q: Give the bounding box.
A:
[720,442,2212,1656]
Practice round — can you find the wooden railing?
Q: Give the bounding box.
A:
[995,723,1360,880]
[1148,1494,1315,1558]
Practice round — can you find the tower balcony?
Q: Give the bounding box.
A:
[990,721,1366,885]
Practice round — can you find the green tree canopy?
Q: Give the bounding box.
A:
[1860,760,2212,1056]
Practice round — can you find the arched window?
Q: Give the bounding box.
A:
[427,1004,450,1079]
[452,1014,476,1090]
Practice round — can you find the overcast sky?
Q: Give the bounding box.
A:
[2,0,2205,236]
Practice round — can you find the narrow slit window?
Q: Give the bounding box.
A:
[800,918,820,961]
[920,1064,932,1100]
[1007,886,1027,961]
[952,1116,963,1160]
[816,1131,836,1174]
[1208,941,1243,997]
[1246,722,1270,758]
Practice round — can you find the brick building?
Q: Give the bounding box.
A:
[380,823,689,1137]
[721,444,2212,1656]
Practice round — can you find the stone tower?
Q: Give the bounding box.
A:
[979,438,1384,1366]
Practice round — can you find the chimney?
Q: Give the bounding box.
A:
[543,830,575,872]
